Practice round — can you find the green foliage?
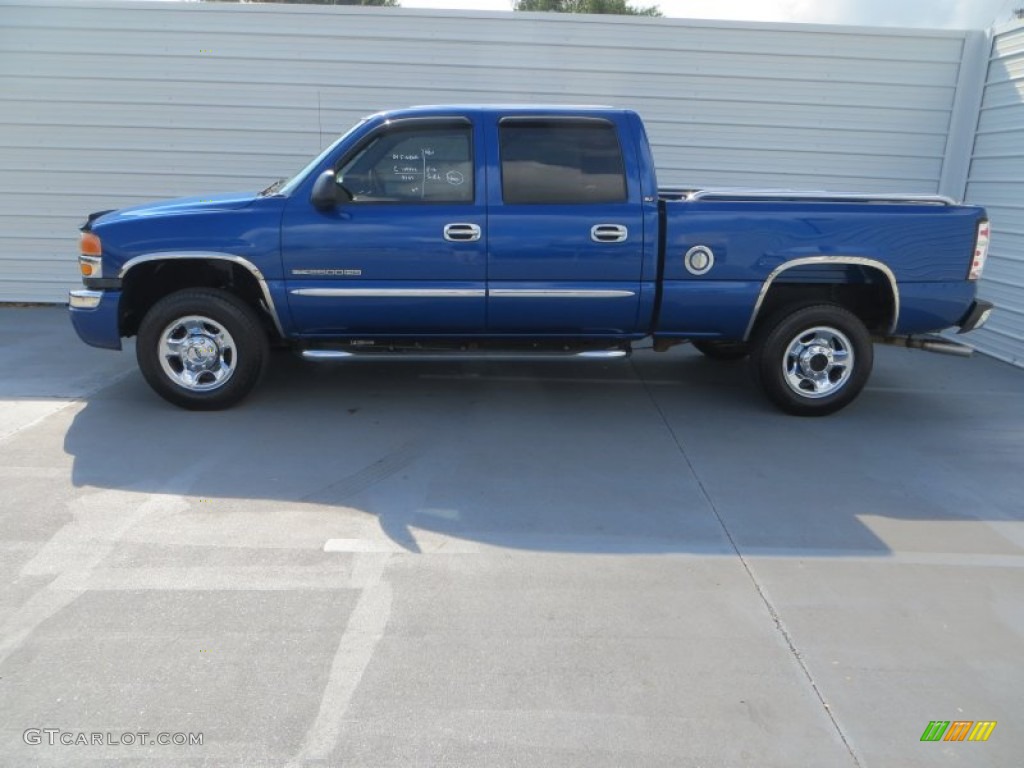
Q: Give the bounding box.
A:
[514,0,662,16]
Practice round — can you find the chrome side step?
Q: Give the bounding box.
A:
[574,350,629,359]
[302,349,354,361]
[300,348,629,362]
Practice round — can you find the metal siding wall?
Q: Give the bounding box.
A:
[1,0,969,302]
[964,24,1024,366]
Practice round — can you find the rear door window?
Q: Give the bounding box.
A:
[499,119,627,205]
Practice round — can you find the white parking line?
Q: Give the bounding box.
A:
[286,552,392,766]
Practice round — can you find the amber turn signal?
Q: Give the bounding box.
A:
[80,232,102,257]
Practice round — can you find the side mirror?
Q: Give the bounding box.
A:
[311,170,339,210]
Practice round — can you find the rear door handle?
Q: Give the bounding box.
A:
[444,223,482,242]
[591,224,628,243]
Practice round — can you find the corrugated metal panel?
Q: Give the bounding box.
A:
[963,24,1024,367]
[0,0,970,301]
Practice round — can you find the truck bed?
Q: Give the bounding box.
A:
[654,191,985,340]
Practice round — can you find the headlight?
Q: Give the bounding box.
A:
[79,232,102,278]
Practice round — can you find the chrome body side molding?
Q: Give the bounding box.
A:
[290,288,485,298]
[290,288,635,299]
[489,289,635,298]
[118,251,285,337]
[743,256,900,341]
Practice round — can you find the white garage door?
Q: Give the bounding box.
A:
[0,0,979,304]
[963,23,1024,367]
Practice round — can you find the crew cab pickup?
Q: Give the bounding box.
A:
[69,105,994,415]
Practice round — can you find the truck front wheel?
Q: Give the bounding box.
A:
[750,304,873,416]
[136,288,268,410]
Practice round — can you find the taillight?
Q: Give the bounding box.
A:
[79,232,102,278]
[969,219,990,280]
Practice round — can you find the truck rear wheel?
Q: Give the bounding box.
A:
[136,288,268,410]
[691,340,749,360]
[750,304,872,416]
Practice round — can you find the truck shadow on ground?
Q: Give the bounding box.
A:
[63,346,1024,557]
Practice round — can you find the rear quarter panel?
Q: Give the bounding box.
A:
[657,201,986,338]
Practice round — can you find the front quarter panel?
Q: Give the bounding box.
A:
[95,197,286,281]
[69,196,291,347]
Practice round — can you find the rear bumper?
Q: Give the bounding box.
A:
[957,299,995,334]
[68,289,122,350]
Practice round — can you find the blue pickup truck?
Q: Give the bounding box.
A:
[69,105,994,415]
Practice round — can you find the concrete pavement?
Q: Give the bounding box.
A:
[1,306,1022,767]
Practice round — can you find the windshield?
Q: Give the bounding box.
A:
[273,119,367,197]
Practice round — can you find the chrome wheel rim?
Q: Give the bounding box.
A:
[158,315,237,392]
[782,325,854,399]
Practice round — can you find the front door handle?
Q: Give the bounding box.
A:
[444,223,482,242]
[591,224,628,243]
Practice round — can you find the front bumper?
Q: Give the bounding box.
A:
[68,289,122,350]
[957,299,995,334]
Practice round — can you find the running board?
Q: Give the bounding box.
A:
[875,335,974,358]
[300,348,629,362]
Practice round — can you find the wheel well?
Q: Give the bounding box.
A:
[119,259,277,339]
[750,264,896,338]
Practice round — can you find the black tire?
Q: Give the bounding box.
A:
[749,304,873,416]
[691,340,749,361]
[136,288,269,410]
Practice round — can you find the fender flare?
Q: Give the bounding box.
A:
[742,256,899,341]
[119,251,285,337]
